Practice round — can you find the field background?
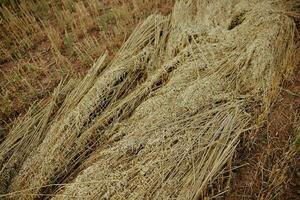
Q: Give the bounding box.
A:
[0,0,299,199]
[0,0,173,133]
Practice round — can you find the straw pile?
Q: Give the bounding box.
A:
[0,0,298,199]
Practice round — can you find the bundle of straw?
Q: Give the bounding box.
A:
[1,0,298,199]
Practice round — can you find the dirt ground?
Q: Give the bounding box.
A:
[225,66,300,199]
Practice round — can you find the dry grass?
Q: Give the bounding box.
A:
[0,0,174,133]
[0,0,299,199]
[225,65,300,200]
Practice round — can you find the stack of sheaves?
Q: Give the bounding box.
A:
[0,0,298,199]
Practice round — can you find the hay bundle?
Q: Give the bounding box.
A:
[1,0,298,199]
[0,79,77,195]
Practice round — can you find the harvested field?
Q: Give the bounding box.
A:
[0,0,299,199]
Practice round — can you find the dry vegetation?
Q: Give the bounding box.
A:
[0,0,174,134]
[0,0,300,199]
